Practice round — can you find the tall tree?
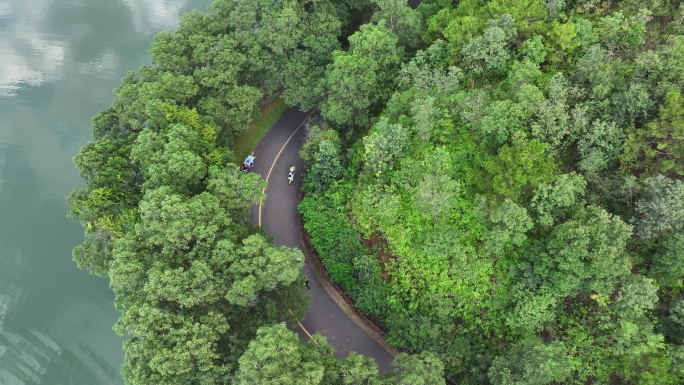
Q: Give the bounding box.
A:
[533,205,632,296]
[488,337,573,385]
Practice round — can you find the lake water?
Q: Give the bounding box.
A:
[0,0,210,383]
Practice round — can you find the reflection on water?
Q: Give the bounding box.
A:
[0,0,198,98]
[0,0,211,383]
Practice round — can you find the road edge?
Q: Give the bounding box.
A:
[295,190,401,359]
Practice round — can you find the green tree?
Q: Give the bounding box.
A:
[347,23,403,104]
[322,50,378,129]
[413,147,460,222]
[483,137,559,203]
[634,175,684,240]
[303,129,343,194]
[461,15,517,79]
[234,323,327,385]
[392,352,446,385]
[362,118,411,176]
[649,233,684,288]
[485,198,534,255]
[371,0,423,51]
[276,0,342,109]
[534,205,633,296]
[612,274,659,321]
[131,124,208,195]
[67,137,141,275]
[488,337,573,385]
[530,172,586,229]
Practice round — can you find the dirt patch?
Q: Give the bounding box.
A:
[360,233,396,282]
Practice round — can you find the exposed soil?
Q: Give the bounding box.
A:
[360,233,396,282]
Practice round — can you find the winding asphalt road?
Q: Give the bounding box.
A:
[249,107,395,372]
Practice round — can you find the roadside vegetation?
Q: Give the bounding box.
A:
[300,0,684,384]
[232,98,286,162]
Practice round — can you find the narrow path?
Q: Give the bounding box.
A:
[249,107,394,372]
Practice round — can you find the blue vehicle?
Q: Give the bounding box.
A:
[242,153,256,172]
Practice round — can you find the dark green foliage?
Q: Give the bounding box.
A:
[622,88,684,178]
[488,337,572,385]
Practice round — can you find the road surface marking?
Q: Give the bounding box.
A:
[258,110,316,227]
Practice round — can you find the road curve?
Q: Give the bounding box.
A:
[249,106,395,372]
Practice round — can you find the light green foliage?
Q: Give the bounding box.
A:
[134,187,228,258]
[613,320,671,385]
[488,337,572,385]
[423,0,486,58]
[109,185,309,383]
[486,0,546,37]
[398,40,458,92]
[353,184,402,236]
[413,147,460,222]
[530,172,586,228]
[461,15,517,78]
[632,35,684,104]
[483,137,559,203]
[535,205,632,296]
[68,137,141,275]
[234,324,447,385]
[348,23,403,103]
[299,190,370,293]
[480,100,526,147]
[294,1,684,383]
[363,118,411,176]
[352,254,382,284]
[277,1,342,109]
[223,234,304,306]
[206,165,266,220]
[545,21,579,66]
[458,88,490,132]
[506,284,557,336]
[338,352,385,385]
[117,307,231,385]
[486,199,534,255]
[518,35,547,65]
[544,0,566,20]
[411,95,438,142]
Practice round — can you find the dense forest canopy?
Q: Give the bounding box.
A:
[300,0,684,384]
[68,0,684,383]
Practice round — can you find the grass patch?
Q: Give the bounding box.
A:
[233,98,287,162]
